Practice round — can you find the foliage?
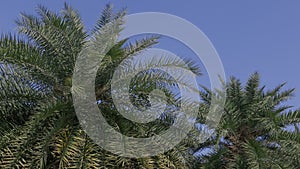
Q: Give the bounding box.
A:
[0,3,299,169]
[0,3,199,168]
[197,73,300,169]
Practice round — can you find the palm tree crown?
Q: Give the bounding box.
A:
[198,73,300,169]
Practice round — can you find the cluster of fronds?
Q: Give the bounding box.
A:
[197,73,300,169]
[1,3,299,169]
[0,3,201,169]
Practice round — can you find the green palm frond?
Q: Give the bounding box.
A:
[92,3,126,35]
[16,5,87,79]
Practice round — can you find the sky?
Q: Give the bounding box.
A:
[0,0,300,108]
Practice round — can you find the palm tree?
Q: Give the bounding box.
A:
[3,3,299,169]
[0,3,200,168]
[197,73,300,169]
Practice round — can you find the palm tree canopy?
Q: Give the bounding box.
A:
[0,3,299,169]
[0,3,200,168]
[198,73,300,169]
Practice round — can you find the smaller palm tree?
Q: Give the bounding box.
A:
[197,73,300,169]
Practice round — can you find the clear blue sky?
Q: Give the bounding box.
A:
[1,0,299,108]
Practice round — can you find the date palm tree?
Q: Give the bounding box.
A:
[0,3,200,168]
[2,3,299,169]
[197,73,300,169]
